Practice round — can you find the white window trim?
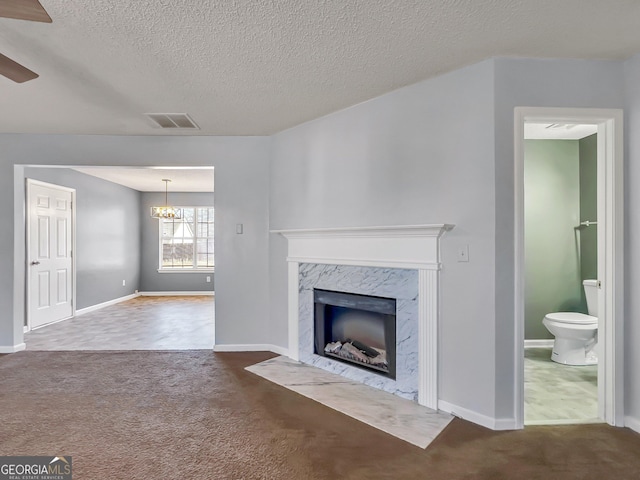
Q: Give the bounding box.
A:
[158,206,214,273]
[157,268,215,274]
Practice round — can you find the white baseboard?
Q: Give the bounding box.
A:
[438,400,517,431]
[75,293,140,316]
[213,343,289,356]
[524,339,554,348]
[0,343,26,354]
[493,417,518,430]
[267,344,289,356]
[625,415,640,434]
[139,291,215,296]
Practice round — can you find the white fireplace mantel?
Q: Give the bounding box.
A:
[272,224,453,270]
[274,224,454,410]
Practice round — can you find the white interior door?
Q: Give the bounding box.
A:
[28,180,74,329]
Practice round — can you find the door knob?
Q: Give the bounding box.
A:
[30,261,40,266]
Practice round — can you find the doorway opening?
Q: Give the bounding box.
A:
[514,108,624,429]
[522,123,598,424]
[21,165,216,351]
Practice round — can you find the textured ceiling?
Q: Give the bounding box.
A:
[524,123,598,140]
[1,0,639,135]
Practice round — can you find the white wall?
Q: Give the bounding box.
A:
[624,54,640,430]
[1,135,270,350]
[270,60,498,420]
[493,58,626,420]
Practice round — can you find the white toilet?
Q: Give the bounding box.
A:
[542,279,598,366]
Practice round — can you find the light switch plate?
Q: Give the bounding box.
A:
[457,245,469,262]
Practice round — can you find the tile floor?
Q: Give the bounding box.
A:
[246,355,453,448]
[24,295,215,350]
[524,347,599,425]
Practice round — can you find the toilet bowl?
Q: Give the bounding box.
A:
[542,280,598,366]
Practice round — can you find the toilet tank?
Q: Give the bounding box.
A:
[583,280,598,317]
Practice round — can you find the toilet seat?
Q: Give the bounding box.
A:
[544,312,597,325]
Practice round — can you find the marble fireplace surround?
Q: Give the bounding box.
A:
[274,224,453,410]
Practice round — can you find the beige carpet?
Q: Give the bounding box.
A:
[1,351,639,479]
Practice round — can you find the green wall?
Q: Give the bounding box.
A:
[579,134,598,294]
[524,138,596,339]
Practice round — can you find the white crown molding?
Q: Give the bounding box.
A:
[271,224,454,238]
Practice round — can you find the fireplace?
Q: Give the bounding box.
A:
[275,224,452,407]
[314,289,396,379]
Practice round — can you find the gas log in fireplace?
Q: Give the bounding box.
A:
[314,289,396,379]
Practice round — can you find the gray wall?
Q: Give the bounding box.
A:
[23,167,141,310]
[270,60,497,419]
[3,135,270,350]
[579,134,598,285]
[524,140,582,340]
[272,57,633,426]
[624,54,640,429]
[140,192,215,292]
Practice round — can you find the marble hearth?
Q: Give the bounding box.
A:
[273,224,453,409]
[246,356,453,448]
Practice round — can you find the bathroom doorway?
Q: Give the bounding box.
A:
[522,124,598,424]
[514,108,624,429]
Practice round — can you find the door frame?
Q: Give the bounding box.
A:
[25,178,77,332]
[513,107,624,428]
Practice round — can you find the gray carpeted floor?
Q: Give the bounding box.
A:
[1,351,639,479]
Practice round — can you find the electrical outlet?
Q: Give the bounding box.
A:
[457,245,469,262]
[236,223,243,234]
[206,276,211,283]
[122,279,126,286]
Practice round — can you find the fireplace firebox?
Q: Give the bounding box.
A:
[314,289,396,379]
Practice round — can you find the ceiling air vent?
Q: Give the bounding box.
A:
[146,113,199,129]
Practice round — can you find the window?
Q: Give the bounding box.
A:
[159,207,214,271]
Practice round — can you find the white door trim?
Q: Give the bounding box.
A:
[514,107,624,429]
[25,178,77,332]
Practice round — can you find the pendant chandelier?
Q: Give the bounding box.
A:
[150,179,182,219]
